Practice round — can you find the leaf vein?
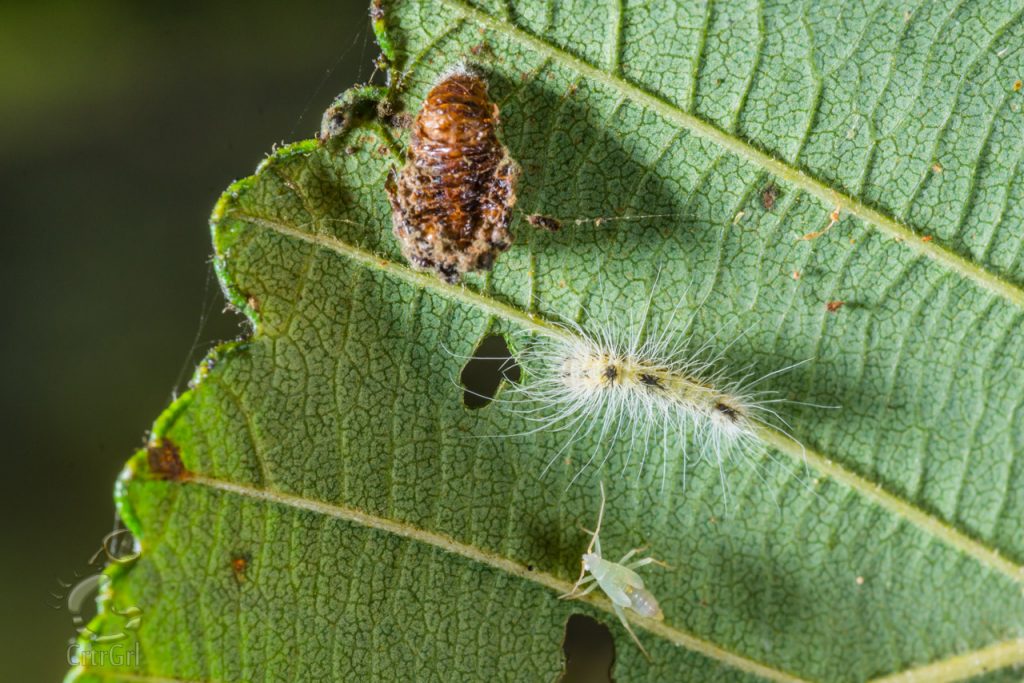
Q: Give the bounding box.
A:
[185,473,813,683]
[223,208,1024,587]
[434,0,1024,309]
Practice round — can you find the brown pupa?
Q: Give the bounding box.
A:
[386,65,519,282]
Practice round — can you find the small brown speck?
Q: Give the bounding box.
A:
[526,214,561,231]
[800,206,841,240]
[231,553,251,583]
[344,146,357,155]
[932,162,943,173]
[761,183,779,211]
[377,145,389,156]
[246,295,260,312]
[390,112,414,130]
[921,235,933,243]
[791,270,801,280]
[1014,79,1022,92]
[826,300,845,313]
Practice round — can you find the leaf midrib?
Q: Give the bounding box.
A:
[431,0,1024,311]
[185,473,812,683]
[226,204,1024,590]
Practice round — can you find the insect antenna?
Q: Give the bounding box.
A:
[587,481,607,555]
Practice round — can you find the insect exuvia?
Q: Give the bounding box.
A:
[560,482,666,659]
[386,64,520,283]
[474,282,812,499]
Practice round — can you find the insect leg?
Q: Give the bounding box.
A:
[626,556,670,570]
[613,603,651,660]
[562,580,601,600]
[559,574,596,599]
[617,546,648,564]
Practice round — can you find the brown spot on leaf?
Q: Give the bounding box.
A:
[800,206,841,240]
[761,183,779,210]
[826,300,845,313]
[469,42,492,57]
[146,439,188,481]
[526,214,561,231]
[231,553,251,583]
[390,112,413,130]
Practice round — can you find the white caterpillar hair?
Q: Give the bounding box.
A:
[467,285,814,503]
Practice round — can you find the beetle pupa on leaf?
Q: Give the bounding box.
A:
[385,64,520,283]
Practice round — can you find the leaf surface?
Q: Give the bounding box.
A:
[69,1,1024,681]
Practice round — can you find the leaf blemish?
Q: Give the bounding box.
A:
[231,552,251,583]
[145,438,188,481]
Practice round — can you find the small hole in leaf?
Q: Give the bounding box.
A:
[461,334,520,408]
[560,613,614,682]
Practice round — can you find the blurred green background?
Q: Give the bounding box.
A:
[0,1,611,680]
[0,1,371,679]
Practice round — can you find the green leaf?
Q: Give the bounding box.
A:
[69,1,1024,681]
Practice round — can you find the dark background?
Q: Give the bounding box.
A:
[0,1,371,679]
[0,1,608,680]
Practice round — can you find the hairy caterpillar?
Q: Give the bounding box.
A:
[460,286,812,500]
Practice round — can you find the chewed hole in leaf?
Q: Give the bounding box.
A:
[460,334,520,409]
[560,613,614,683]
